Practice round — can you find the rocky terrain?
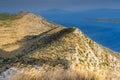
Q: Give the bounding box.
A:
[0,12,120,80]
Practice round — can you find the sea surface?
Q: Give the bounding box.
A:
[37,9,120,53]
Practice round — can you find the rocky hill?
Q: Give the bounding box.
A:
[0,12,120,80]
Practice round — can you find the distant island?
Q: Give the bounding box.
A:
[84,18,120,23]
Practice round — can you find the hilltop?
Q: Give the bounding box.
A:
[0,12,120,80]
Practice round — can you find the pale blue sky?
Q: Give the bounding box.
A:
[0,0,120,13]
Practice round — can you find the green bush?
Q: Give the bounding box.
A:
[0,12,21,20]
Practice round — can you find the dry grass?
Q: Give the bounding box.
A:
[9,70,100,80]
[8,65,102,80]
[7,64,120,80]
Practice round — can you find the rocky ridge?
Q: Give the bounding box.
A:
[0,12,120,79]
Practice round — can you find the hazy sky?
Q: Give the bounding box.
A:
[0,0,120,13]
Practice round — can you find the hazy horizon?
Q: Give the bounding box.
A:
[0,0,120,13]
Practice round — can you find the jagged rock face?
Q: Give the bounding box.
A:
[70,29,120,72]
[0,12,120,78]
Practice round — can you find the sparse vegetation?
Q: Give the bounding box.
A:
[37,40,43,45]
[6,65,120,80]
[9,66,102,80]
[0,12,21,20]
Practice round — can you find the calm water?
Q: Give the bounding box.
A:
[38,9,120,52]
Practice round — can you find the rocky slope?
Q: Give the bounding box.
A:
[0,12,120,79]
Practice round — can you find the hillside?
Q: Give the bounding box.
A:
[0,11,63,57]
[0,12,120,80]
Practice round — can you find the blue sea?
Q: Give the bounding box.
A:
[37,9,120,53]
